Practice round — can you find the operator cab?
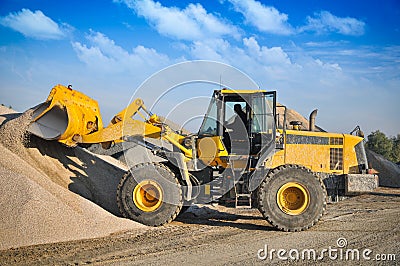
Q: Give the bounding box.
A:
[198,89,276,158]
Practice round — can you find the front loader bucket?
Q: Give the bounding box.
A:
[28,102,68,140]
[27,84,104,146]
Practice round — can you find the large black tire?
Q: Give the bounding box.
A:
[257,165,327,232]
[117,162,183,226]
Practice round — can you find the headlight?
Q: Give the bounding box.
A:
[183,137,193,148]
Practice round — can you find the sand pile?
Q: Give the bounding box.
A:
[276,106,324,131]
[0,108,33,154]
[366,149,400,188]
[0,106,146,250]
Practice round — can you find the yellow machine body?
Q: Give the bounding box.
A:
[193,117,363,176]
[267,130,363,175]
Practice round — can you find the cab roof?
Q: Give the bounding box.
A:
[220,88,267,94]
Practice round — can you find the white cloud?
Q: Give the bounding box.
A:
[227,1,364,37]
[72,31,170,73]
[0,9,66,40]
[243,37,292,65]
[228,0,293,35]
[301,11,365,36]
[314,59,342,71]
[189,39,230,61]
[115,0,240,41]
[187,36,345,89]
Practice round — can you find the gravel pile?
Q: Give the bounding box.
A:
[0,106,145,250]
[0,108,33,154]
[366,149,400,187]
[276,105,324,131]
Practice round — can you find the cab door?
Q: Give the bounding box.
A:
[197,92,228,166]
[249,92,276,156]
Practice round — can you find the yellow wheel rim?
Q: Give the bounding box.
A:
[133,180,163,212]
[277,182,309,215]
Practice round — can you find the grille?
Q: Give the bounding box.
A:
[330,148,343,170]
[330,137,343,145]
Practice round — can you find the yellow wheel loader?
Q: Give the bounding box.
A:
[28,84,378,231]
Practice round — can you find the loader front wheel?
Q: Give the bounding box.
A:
[117,163,182,226]
[257,165,326,232]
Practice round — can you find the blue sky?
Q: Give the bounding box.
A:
[0,0,399,136]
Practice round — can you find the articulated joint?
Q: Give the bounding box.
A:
[163,135,192,158]
[166,152,193,201]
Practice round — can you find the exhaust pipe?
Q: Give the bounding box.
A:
[309,109,318,131]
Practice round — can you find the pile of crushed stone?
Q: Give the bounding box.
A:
[276,105,324,131]
[0,108,33,154]
[0,106,146,250]
[367,149,400,188]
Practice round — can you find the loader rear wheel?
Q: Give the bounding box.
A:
[257,165,326,232]
[117,163,182,226]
